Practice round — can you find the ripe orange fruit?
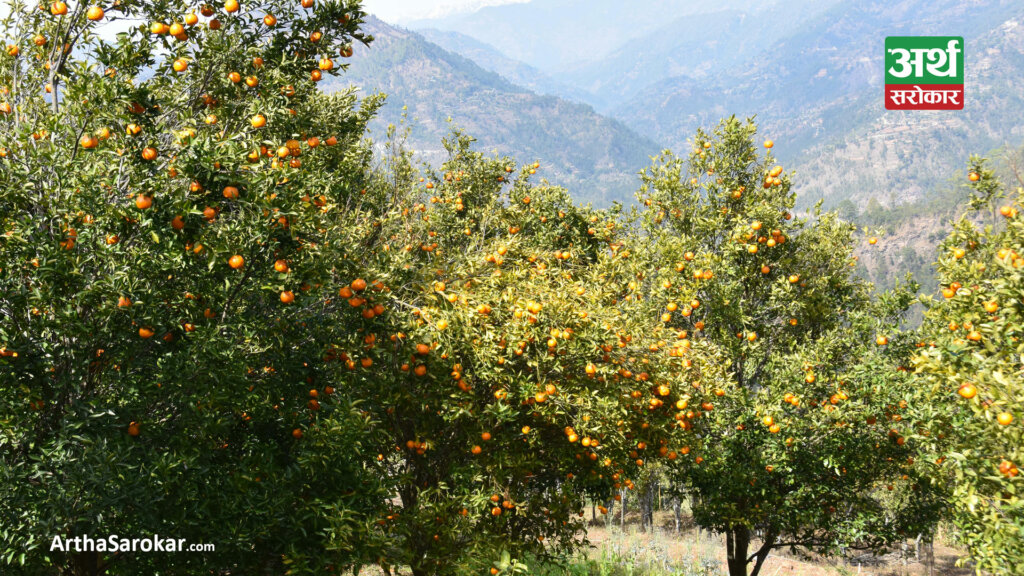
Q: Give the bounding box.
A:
[999,460,1019,477]
[209,18,221,30]
[263,14,276,26]
[764,139,774,149]
[481,432,492,441]
[245,75,259,87]
[80,134,98,149]
[292,428,303,439]
[351,278,367,291]
[117,296,132,307]
[490,506,501,516]
[222,185,239,199]
[86,6,104,20]
[127,422,140,436]
[50,2,68,16]
[280,290,295,304]
[139,327,155,339]
[876,335,888,346]
[135,195,153,210]
[958,383,977,399]
[228,71,241,83]
[968,172,980,182]
[228,255,244,269]
[250,114,266,128]
[224,0,239,13]
[169,22,185,36]
[184,12,199,26]
[172,58,188,72]
[997,412,1013,426]
[868,236,878,245]
[471,445,482,455]
[274,260,289,273]
[141,147,158,161]
[319,57,334,70]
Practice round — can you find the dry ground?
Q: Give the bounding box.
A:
[585,510,974,576]
[357,510,974,575]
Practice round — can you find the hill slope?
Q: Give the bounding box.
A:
[611,0,1024,209]
[416,27,591,104]
[405,0,758,72]
[327,17,662,206]
[557,0,841,111]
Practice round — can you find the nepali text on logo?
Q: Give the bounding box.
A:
[885,37,964,110]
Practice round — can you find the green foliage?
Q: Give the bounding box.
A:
[0,0,392,573]
[4,1,1021,571]
[631,117,946,576]
[336,125,732,575]
[914,159,1024,575]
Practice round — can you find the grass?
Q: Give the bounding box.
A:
[523,525,721,576]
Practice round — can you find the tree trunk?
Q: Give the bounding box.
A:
[640,477,657,532]
[70,552,103,576]
[726,526,750,576]
[672,498,681,534]
[749,530,777,576]
[620,489,627,527]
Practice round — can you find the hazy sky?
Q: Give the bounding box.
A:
[360,0,530,23]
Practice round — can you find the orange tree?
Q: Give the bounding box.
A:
[630,117,946,576]
[332,131,729,575]
[914,159,1024,575]
[0,1,395,574]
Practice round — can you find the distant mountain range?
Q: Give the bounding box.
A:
[405,0,764,72]
[396,0,1024,211]
[610,0,1024,210]
[337,0,1024,293]
[328,17,661,206]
